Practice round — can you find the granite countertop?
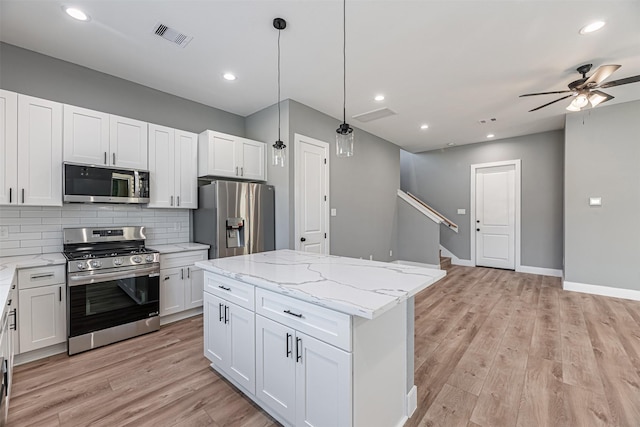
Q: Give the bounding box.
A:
[147,242,210,254]
[0,253,67,312]
[195,249,446,319]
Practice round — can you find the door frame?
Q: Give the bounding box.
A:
[470,159,521,269]
[294,133,330,254]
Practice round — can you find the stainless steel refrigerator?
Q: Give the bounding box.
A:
[193,181,275,259]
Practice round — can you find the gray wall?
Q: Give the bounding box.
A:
[397,200,440,266]
[245,100,291,250]
[564,100,640,291]
[288,101,400,261]
[401,130,564,270]
[0,43,244,135]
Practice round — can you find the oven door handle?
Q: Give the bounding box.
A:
[68,265,160,286]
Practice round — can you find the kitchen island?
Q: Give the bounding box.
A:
[195,250,445,427]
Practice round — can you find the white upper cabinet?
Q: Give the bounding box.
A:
[198,130,266,181]
[16,95,63,206]
[110,115,148,170]
[63,106,148,170]
[148,124,197,209]
[63,105,110,166]
[0,89,18,206]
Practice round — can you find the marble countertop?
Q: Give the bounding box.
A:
[196,250,446,319]
[147,243,210,254]
[0,253,67,313]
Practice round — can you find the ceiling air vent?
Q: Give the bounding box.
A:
[352,107,397,123]
[152,22,193,48]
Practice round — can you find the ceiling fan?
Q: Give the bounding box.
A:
[520,64,640,112]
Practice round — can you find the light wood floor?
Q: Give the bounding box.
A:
[10,266,640,426]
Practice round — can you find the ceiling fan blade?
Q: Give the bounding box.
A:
[588,90,614,107]
[528,95,573,112]
[599,74,640,88]
[519,90,573,97]
[580,64,621,88]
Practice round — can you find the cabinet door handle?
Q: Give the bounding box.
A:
[113,153,116,165]
[10,308,17,331]
[219,303,224,322]
[104,152,107,165]
[218,285,231,292]
[181,269,184,280]
[164,276,170,281]
[235,166,239,176]
[284,309,303,318]
[22,188,25,204]
[286,333,292,358]
[6,299,10,306]
[224,305,229,324]
[296,337,302,363]
[59,286,62,302]
[177,196,180,207]
[170,196,174,207]
[187,268,190,279]
[240,167,244,176]
[9,188,11,203]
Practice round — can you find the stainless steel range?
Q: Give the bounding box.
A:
[63,226,160,355]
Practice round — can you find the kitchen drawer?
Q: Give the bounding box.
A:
[255,288,352,351]
[204,273,254,311]
[18,265,65,289]
[160,250,207,269]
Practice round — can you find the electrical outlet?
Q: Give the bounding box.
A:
[0,226,8,239]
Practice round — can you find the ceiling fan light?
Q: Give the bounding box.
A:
[573,94,589,108]
[588,92,607,107]
[566,103,581,112]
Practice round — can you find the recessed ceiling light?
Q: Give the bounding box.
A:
[374,95,385,101]
[579,21,606,35]
[447,142,455,146]
[487,134,495,138]
[223,73,237,81]
[64,7,90,21]
[420,124,429,130]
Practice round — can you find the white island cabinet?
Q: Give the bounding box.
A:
[196,250,445,427]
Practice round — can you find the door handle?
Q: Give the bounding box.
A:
[296,337,302,363]
[224,305,229,324]
[300,237,306,242]
[219,303,224,322]
[286,333,292,358]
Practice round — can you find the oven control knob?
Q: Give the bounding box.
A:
[114,257,123,266]
[76,262,87,270]
[145,255,154,263]
[132,255,142,263]
[90,260,102,268]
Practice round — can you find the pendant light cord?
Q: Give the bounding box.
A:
[342,0,346,124]
[277,28,281,142]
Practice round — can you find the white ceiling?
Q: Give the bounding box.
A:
[1,1,639,153]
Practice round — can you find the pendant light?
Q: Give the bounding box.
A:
[272,18,287,167]
[336,0,354,157]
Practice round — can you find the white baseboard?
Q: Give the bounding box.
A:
[517,265,563,278]
[563,281,640,302]
[160,307,203,326]
[15,342,67,366]
[407,385,418,418]
[439,245,474,267]
[392,260,441,270]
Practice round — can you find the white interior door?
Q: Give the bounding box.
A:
[295,134,329,254]
[475,164,515,269]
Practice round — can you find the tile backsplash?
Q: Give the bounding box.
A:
[0,205,190,257]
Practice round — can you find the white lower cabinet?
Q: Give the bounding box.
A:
[158,250,207,317]
[18,271,66,354]
[256,315,352,427]
[204,292,255,394]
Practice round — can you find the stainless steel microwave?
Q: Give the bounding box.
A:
[63,163,150,204]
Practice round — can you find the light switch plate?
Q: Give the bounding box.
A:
[589,197,602,206]
[457,209,466,215]
[331,208,337,216]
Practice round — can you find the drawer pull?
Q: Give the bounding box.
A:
[218,285,231,292]
[284,309,303,318]
[31,273,54,280]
